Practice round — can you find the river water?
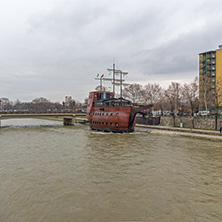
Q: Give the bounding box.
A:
[0,119,222,222]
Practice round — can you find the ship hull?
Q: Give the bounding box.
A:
[86,91,152,133]
[88,106,136,133]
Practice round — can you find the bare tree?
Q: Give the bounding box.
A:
[155,88,167,115]
[142,83,162,105]
[13,99,23,111]
[123,83,143,103]
[199,73,213,112]
[182,77,199,116]
[165,82,182,126]
[165,82,182,113]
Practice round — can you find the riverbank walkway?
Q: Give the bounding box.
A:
[136,124,222,141]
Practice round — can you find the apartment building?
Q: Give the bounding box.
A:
[199,45,222,112]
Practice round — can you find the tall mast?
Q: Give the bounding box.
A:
[113,63,115,97]
[106,64,128,98]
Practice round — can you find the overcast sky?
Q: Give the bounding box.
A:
[0,0,222,102]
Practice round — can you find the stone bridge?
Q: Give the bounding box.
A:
[0,113,87,127]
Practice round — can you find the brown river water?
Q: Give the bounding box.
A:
[0,119,222,222]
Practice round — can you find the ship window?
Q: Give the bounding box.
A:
[97,93,102,100]
[116,113,119,116]
[102,93,106,99]
[115,123,118,127]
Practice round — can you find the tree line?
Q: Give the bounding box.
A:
[0,97,87,113]
[122,77,199,116]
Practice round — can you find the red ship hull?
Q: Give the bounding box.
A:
[89,106,136,133]
[86,91,152,133]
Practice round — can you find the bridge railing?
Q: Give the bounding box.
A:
[0,112,86,127]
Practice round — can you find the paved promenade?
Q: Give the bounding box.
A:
[136,124,222,141]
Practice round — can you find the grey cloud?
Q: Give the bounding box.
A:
[1,0,222,102]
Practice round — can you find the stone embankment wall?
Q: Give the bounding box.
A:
[160,116,222,130]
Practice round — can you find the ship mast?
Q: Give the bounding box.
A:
[107,64,128,98]
[95,74,104,91]
[113,63,115,97]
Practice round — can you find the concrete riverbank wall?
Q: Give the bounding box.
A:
[136,116,222,130]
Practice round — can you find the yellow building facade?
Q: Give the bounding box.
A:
[199,45,222,112]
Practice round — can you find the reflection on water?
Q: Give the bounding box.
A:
[0,120,222,222]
